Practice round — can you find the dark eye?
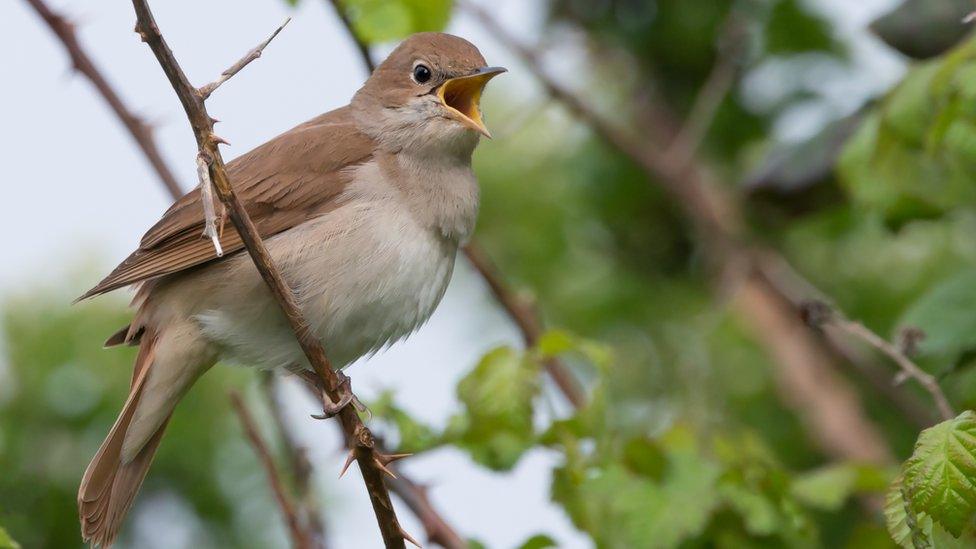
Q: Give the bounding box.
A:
[413,64,432,84]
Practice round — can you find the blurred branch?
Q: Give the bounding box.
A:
[23,0,182,199]
[128,1,408,546]
[324,0,375,73]
[462,244,586,408]
[321,0,588,411]
[463,0,896,466]
[666,12,745,169]
[800,300,955,421]
[230,391,317,549]
[263,374,328,547]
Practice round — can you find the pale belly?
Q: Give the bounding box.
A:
[187,199,458,371]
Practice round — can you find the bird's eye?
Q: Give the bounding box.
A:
[413,64,432,84]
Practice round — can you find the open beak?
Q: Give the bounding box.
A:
[437,66,507,138]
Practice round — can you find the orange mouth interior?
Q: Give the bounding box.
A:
[437,70,502,137]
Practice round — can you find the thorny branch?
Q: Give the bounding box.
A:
[128,1,408,546]
[801,301,955,421]
[230,391,316,549]
[31,0,467,544]
[462,0,898,466]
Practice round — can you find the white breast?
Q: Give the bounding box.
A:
[190,158,470,372]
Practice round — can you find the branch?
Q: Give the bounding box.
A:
[462,244,586,408]
[464,1,896,465]
[324,0,375,74]
[128,2,407,546]
[24,0,183,199]
[801,300,955,421]
[665,13,745,169]
[263,374,329,547]
[230,391,316,549]
[199,18,291,99]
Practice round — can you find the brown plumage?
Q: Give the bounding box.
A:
[78,107,375,301]
[76,31,502,547]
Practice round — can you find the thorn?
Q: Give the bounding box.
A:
[399,526,422,548]
[377,452,412,466]
[373,456,398,479]
[212,134,231,146]
[338,449,356,479]
[210,116,221,124]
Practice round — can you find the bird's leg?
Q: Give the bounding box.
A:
[298,369,364,419]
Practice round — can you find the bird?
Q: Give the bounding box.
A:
[76,32,505,546]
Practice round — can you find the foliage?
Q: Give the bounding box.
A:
[10,0,976,546]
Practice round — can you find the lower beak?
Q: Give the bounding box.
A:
[437,66,507,138]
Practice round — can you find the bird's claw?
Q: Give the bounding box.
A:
[309,371,357,419]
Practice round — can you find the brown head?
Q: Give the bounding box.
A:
[352,32,505,152]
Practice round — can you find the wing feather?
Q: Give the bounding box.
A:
[78,106,374,301]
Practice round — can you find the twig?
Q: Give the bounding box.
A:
[324,0,375,74]
[230,391,314,549]
[387,475,467,549]
[32,1,461,543]
[198,18,291,99]
[129,2,407,546]
[666,13,744,169]
[263,374,329,548]
[24,0,183,199]
[800,301,955,421]
[462,244,586,408]
[464,1,896,465]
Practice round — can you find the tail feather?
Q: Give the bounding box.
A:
[78,330,167,548]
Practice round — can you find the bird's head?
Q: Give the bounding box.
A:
[352,33,506,156]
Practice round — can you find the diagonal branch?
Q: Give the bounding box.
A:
[199,18,291,99]
[24,0,183,199]
[324,0,375,74]
[800,300,955,421]
[128,2,406,546]
[230,391,316,549]
[463,1,896,466]
[30,0,466,544]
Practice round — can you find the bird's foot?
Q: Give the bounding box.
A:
[309,370,357,420]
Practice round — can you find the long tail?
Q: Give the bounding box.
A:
[77,329,169,547]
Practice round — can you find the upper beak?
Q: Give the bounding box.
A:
[437,66,507,138]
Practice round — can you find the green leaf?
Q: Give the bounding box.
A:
[455,346,540,470]
[368,391,443,453]
[341,0,453,44]
[552,426,720,548]
[885,474,976,548]
[791,464,860,511]
[899,271,976,375]
[764,0,842,56]
[516,533,557,549]
[0,527,20,549]
[902,410,976,537]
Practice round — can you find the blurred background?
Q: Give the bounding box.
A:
[3,0,976,547]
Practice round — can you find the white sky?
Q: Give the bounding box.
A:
[0,0,904,547]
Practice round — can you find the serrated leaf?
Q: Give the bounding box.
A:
[902,411,976,537]
[884,476,916,549]
[455,346,540,470]
[899,271,976,375]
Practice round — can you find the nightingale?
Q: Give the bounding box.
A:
[76,32,504,546]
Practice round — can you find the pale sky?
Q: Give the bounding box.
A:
[0,0,903,547]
